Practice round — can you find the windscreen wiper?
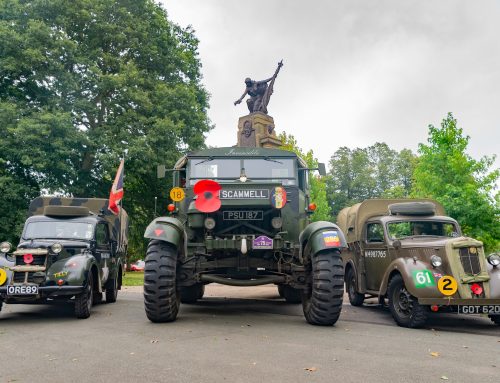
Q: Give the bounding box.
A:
[264,156,283,164]
[194,157,214,165]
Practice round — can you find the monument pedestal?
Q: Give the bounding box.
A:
[237,112,282,149]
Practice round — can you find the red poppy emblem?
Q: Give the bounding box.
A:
[194,180,222,213]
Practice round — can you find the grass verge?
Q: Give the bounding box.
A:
[123,271,144,286]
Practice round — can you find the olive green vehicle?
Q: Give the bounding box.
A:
[337,199,500,328]
[143,147,346,325]
[0,197,129,319]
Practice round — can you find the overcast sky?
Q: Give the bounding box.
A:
[163,0,499,171]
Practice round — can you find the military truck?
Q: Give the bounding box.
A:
[337,199,500,328]
[0,197,128,319]
[143,147,346,325]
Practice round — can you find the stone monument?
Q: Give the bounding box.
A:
[234,61,283,149]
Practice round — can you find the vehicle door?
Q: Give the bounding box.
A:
[363,221,391,291]
[95,222,111,284]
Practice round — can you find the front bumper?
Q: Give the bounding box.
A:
[0,285,84,297]
[419,298,500,305]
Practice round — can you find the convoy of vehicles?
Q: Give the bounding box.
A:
[337,199,500,328]
[0,197,128,319]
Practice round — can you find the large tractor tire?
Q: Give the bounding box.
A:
[346,267,365,307]
[180,284,205,304]
[302,250,344,326]
[388,274,427,328]
[143,240,180,322]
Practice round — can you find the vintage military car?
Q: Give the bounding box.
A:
[337,199,500,328]
[0,197,128,319]
[144,147,346,325]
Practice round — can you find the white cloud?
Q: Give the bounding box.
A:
[163,0,499,176]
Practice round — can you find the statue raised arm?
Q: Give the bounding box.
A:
[234,60,283,114]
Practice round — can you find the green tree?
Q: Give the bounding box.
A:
[0,0,211,257]
[327,144,417,217]
[412,113,499,251]
[279,132,331,221]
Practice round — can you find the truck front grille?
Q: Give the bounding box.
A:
[15,254,47,266]
[459,247,481,275]
[13,272,37,283]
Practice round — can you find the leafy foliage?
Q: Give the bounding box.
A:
[0,0,211,257]
[412,113,499,251]
[279,132,331,221]
[327,143,416,217]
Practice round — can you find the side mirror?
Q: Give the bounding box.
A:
[317,163,326,176]
[392,240,401,249]
[157,165,166,179]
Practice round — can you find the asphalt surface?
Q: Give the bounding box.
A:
[0,284,499,383]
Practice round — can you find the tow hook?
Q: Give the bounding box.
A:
[241,236,247,255]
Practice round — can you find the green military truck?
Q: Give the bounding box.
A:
[143,147,346,325]
[337,199,500,328]
[0,197,128,319]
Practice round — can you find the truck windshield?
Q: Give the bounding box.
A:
[188,158,296,185]
[23,221,95,240]
[387,221,459,239]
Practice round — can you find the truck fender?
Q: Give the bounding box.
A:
[379,258,443,299]
[47,254,101,292]
[144,217,186,256]
[299,221,347,259]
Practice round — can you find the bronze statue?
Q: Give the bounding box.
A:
[234,60,283,114]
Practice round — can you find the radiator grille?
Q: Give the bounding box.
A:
[459,247,481,275]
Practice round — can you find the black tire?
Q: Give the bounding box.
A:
[388,274,427,328]
[346,268,365,306]
[489,315,500,325]
[180,284,205,304]
[302,250,344,326]
[75,270,94,319]
[0,299,3,313]
[282,285,302,304]
[143,240,180,322]
[106,275,118,303]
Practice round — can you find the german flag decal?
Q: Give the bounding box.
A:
[323,231,340,247]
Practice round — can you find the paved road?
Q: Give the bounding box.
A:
[0,285,499,383]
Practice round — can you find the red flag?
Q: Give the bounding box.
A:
[108,160,124,215]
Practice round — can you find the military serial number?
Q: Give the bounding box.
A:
[223,211,263,220]
[458,305,500,314]
[365,250,387,258]
[7,285,39,295]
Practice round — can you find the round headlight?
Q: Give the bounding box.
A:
[51,243,63,254]
[430,255,442,267]
[487,254,500,267]
[204,217,216,230]
[0,242,12,253]
[271,217,283,229]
